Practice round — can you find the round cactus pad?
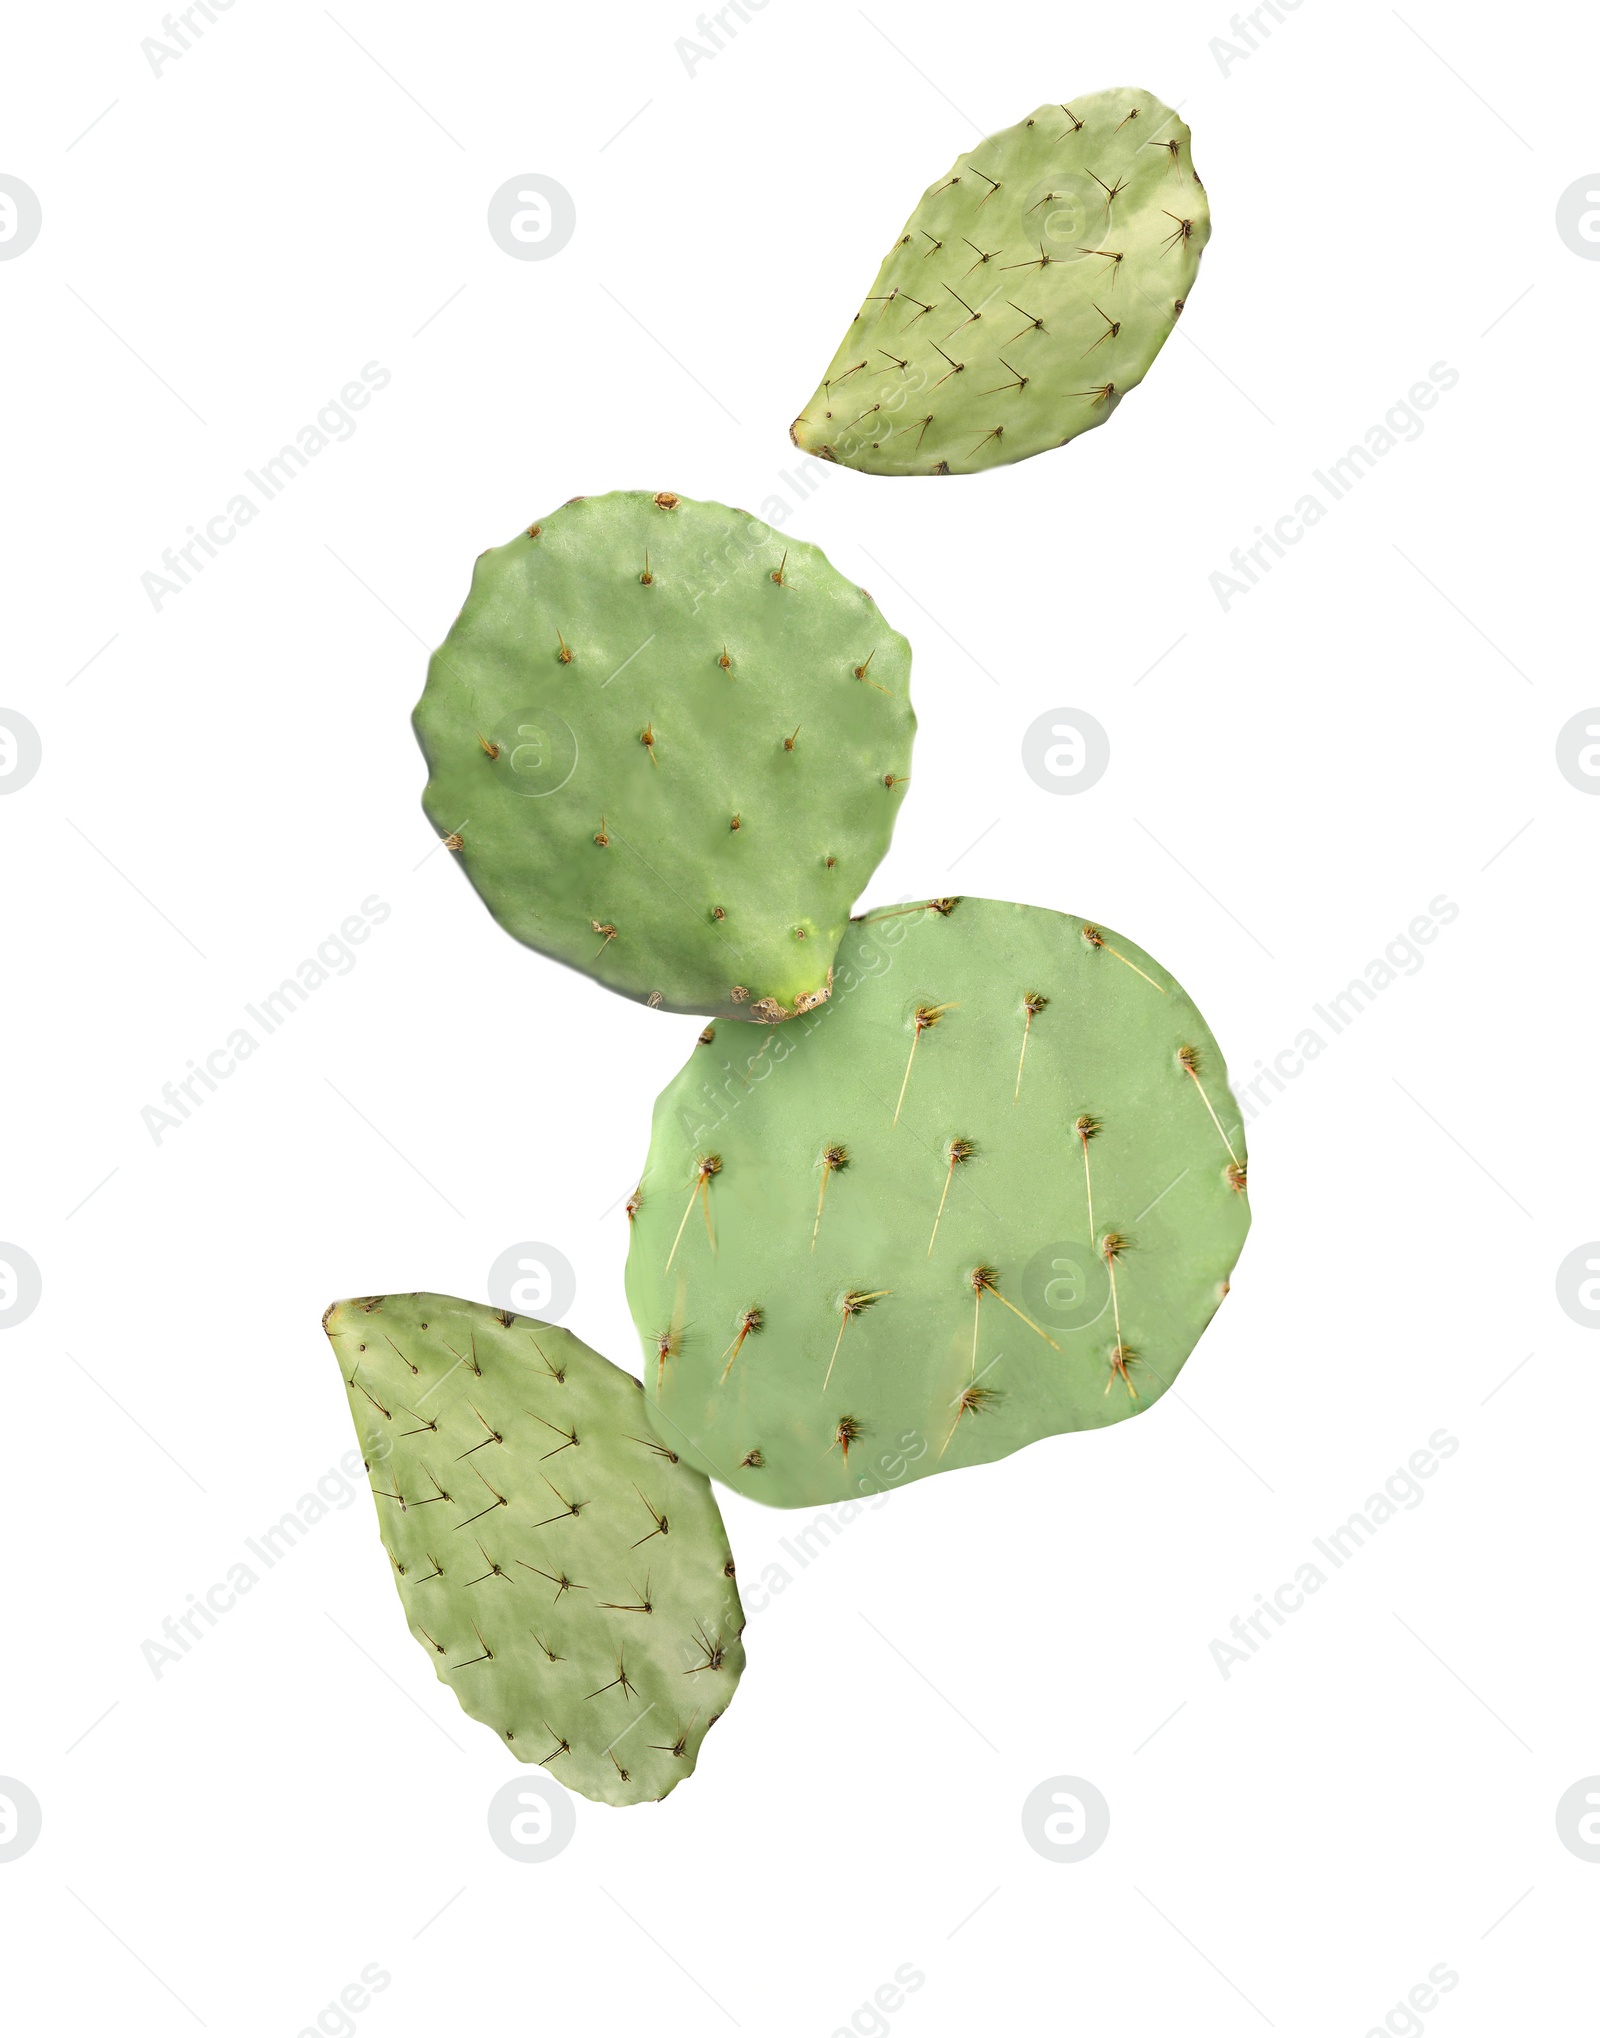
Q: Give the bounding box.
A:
[323,1294,745,1805]
[626,898,1249,1507]
[791,90,1208,476]
[414,492,916,1021]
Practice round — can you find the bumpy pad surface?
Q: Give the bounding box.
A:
[626,898,1249,1507]
[414,492,915,1021]
[323,1294,745,1806]
[791,91,1208,476]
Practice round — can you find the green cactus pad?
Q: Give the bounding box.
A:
[625,898,1248,1507]
[413,492,915,1022]
[791,91,1208,476]
[323,1293,745,1805]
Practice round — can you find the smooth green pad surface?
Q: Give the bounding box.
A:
[324,1294,745,1805]
[792,91,1208,476]
[415,492,915,1022]
[626,899,1248,1507]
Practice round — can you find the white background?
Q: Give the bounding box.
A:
[3,2,1596,2032]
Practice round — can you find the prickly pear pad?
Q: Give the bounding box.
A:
[792,91,1208,475]
[626,898,1249,1507]
[414,492,915,1021]
[323,1294,745,1806]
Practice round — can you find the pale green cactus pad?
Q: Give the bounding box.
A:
[626,897,1248,1507]
[791,91,1208,475]
[323,1293,745,1806]
[414,491,915,1022]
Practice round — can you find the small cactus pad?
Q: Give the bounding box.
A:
[413,492,915,1022]
[322,1293,745,1805]
[791,91,1208,476]
[625,898,1248,1507]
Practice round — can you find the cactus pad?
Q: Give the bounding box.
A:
[625,897,1248,1507]
[323,1293,745,1805]
[791,91,1208,476]
[414,492,915,1022]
